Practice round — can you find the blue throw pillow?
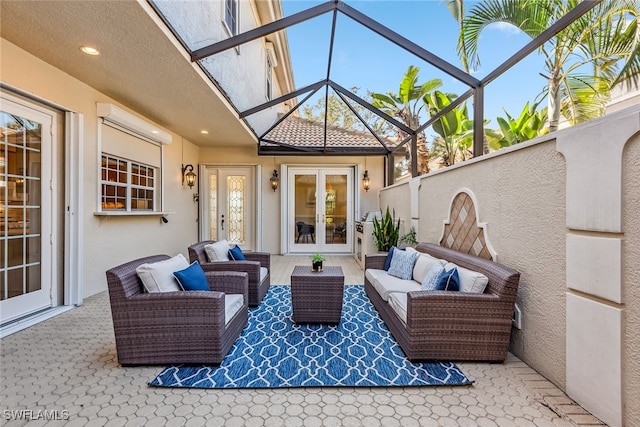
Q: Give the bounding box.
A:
[229,245,246,261]
[383,246,396,271]
[173,261,210,291]
[421,263,445,290]
[387,249,417,280]
[434,267,460,291]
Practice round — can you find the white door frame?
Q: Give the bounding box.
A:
[282,164,356,254]
[198,164,261,251]
[0,95,54,323]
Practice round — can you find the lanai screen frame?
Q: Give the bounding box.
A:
[153,0,603,183]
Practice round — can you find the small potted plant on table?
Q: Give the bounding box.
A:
[311,253,325,272]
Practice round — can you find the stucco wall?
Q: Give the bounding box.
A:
[198,147,385,254]
[377,115,640,425]
[424,140,567,386]
[623,134,640,426]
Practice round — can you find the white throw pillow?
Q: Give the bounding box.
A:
[204,240,231,262]
[444,262,489,293]
[412,253,445,284]
[136,254,189,293]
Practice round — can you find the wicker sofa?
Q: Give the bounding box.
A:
[188,240,270,307]
[364,242,520,362]
[105,255,249,365]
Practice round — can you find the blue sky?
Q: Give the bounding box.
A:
[281,0,548,131]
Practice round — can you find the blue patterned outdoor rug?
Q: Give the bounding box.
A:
[149,285,473,388]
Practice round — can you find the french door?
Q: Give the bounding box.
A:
[288,167,353,253]
[200,166,255,250]
[0,97,53,324]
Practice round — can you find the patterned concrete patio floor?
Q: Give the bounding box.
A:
[1,256,606,426]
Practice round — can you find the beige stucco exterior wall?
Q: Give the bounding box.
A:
[376,109,640,425]
[623,134,640,427]
[1,39,200,298]
[198,147,385,254]
[416,140,567,386]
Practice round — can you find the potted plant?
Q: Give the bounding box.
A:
[372,206,400,252]
[311,253,325,272]
[399,227,418,248]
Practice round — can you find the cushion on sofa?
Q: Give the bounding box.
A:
[260,267,268,282]
[413,253,445,283]
[435,267,460,291]
[388,292,408,324]
[387,249,417,280]
[421,263,445,290]
[444,262,489,293]
[204,240,231,262]
[136,254,188,293]
[383,247,396,271]
[366,269,421,301]
[224,294,244,325]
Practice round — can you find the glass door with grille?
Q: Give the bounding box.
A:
[0,98,53,325]
[201,166,255,250]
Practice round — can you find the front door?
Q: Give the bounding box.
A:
[200,166,255,250]
[0,97,53,324]
[288,167,353,253]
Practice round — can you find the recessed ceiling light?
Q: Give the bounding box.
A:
[151,130,159,134]
[201,130,209,134]
[80,46,100,56]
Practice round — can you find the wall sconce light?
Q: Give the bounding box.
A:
[270,170,279,192]
[362,170,371,192]
[182,164,197,189]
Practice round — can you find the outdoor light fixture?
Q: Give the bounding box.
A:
[362,170,370,192]
[182,164,197,189]
[270,170,279,192]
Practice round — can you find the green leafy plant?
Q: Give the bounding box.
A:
[399,227,418,248]
[372,207,401,252]
[311,253,325,263]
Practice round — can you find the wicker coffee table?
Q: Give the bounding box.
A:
[290,265,345,324]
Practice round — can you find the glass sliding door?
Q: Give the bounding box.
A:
[289,168,353,253]
[0,99,53,325]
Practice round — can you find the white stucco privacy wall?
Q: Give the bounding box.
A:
[379,105,640,427]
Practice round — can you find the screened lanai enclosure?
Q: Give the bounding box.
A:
[149,0,610,183]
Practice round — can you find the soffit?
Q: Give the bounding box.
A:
[0,0,255,147]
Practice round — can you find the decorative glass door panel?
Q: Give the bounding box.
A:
[201,167,254,250]
[289,168,353,253]
[0,99,52,325]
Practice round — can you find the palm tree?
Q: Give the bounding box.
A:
[459,0,640,131]
[370,66,442,175]
[423,90,474,166]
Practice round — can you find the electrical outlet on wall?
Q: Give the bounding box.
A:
[512,304,522,329]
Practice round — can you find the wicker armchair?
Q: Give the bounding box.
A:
[188,241,270,307]
[105,255,248,365]
[364,243,520,362]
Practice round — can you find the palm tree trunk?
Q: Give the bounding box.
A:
[548,76,562,132]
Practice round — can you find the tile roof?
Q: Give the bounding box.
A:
[261,115,398,151]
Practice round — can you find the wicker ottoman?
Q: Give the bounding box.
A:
[290,265,345,324]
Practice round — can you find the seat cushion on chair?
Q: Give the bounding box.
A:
[260,267,268,282]
[136,254,189,293]
[173,261,210,291]
[225,294,244,324]
[204,240,231,262]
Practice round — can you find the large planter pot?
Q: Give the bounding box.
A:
[312,261,323,272]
